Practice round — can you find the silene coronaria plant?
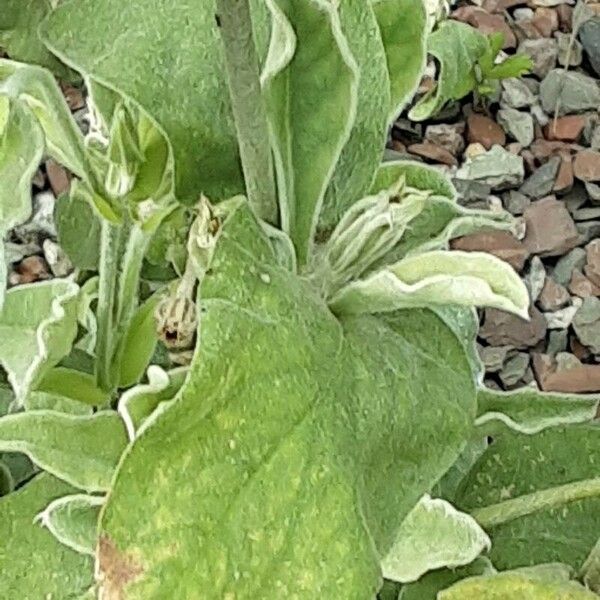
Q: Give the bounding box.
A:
[0,0,599,598]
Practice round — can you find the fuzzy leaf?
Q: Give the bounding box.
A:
[581,538,600,593]
[0,473,93,597]
[409,20,488,121]
[0,410,128,492]
[37,493,103,556]
[97,201,475,598]
[372,0,428,120]
[476,387,600,436]
[36,367,111,407]
[382,495,490,583]
[318,0,390,231]
[25,391,93,416]
[456,426,600,571]
[262,0,358,263]
[485,54,534,81]
[330,250,529,318]
[0,280,79,404]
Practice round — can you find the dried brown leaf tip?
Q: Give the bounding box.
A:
[97,535,143,600]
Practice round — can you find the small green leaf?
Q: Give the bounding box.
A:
[382,495,490,583]
[330,250,529,318]
[478,32,504,75]
[25,391,93,416]
[409,21,488,121]
[476,387,600,436]
[0,473,93,597]
[37,493,103,556]
[486,54,533,81]
[0,410,128,492]
[36,367,111,407]
[0,279,79,404]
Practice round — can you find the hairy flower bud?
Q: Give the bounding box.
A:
[154,295,198,350]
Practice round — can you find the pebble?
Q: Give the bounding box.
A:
[540,69,600,115]
[519,155,561,198]
[499,352,530,387]
[407,142,458,166]
[480,306,547,349]
[503,190,531,215]
[424,123,465,156]
[552,247,587,285]
[501,77,538,108]
[579,17,600,77]
[544,115,586,141]
[573,296,600,353]
[13,192,57,240]
[525,255,547,301]
[553,154,574,193]
[452,6,517,48]
[467,113,506,149]
[518,38,558,78]
[573,150,600,181]
[42,239,73,278]
[538,275,571,310]
[450,230,530,271]
[44,160,70,197]
[544,297,581,329]
[547,329,569,355]
[555,31,583,67]
[497,108,534,146]
[522,195,579,256]
[585,239,600,286]
[569,269,600,297]
[456,145,524,190]
[8,255,51,285]
[478,345,513,372]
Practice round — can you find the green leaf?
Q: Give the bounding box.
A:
[117,290,164,389]
[382,495,490,583]
[438,568,598,599]
[476,387,600,436]
[372,0,428,120]
[456,425,600,571]
[478,32,504,75]
[318,0,391,231]
[0,473,93,598]
[36,367,111,407]
[330,250,529,318]
[0,410,128,492]
[262,0,358,263]
[399,556,496,600]
[118,366,188,439]
[409,21,488,121]
[0,279,79,404]
[37,493,103,555]
[581,538,600,593]
[485,54,533,81]
[0,0,75,78]
[97,201,475,597]
[0,59,87,177]
[43,0,245,201]
[25,391,93,416]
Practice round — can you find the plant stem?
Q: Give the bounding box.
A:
[95,220,122,391]
[472,477,600,529]
[215,0,277,224]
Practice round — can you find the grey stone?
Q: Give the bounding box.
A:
[501,77,537,109]
[42,239,73,278]
[497,108,534,147]
[545,298,582,329]
[590,125,600,151]
[564,184,589,214]
[500,352,530,387]
[540,70,600,116]
[552,247,587,286]
[573,296,600,353]
[555,352,583,372]
[425,123,465,156]
[580,17,600,77]
[546,329,569,356]
[456,145,524,190]
[13,192,56,240]
[519,38,558,78]
[577,221,600,244]
[573,206,600,221]
[530,103,550,127]
[480,307,547,349]
[452,178,492,207]
[519,156,561,198]
[556,31,583,67]
[514,7,534,20]
[478,345,513,373]
[585,181,600,203]
[503,190,531,215]
[525,256,547,302]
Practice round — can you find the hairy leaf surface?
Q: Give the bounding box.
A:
[98,202,475,598]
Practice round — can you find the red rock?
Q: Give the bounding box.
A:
[479,307,547,349]
[532,7,559,37]
[569,269,600,298]
[545,116,586,142]
[538,276,570,311]
[553,154,574,194]
[530,139,574,161]
[523,196,579,256]
[506,142,524,155]
[390,139,407,153]
[557,4,573,32]
[585,239,600,287]
[450,230,530,271]
[45,159,71,196]
[407,142,458,166]
[533,351,600,392]
[467,113,506,150]
[9,256,51,285]
[425,122,465,156]
[514,18,544,41]
[573,150,600,182]
[452,7,517,48]
[60,82,85,111]
[571,336,592,361]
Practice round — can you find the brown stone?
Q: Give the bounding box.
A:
[571,336,592,361]
[450,230,530,271]
[45,159,70,196]
[585,239,600,287]
[538,276,570,311]
[530,139,574,161]
[569,269,600,298]
[532,7,559,37]
[557,4,573,32]
[533,351,600,392]
[407,141,458,166]
[60,82,85,112]
[9,255,51,285]
[544,116,586,142]
[452,7,517,48]
[514,18,544,41]
[553,154,574,194]
[479,306,547,349]
[425,123,466,156]
[523,196,580,256]
[573,150,600,182]
[467,113,506,150]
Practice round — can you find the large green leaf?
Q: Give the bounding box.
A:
[372,0,428,120]
[0,280,79,404]
[0,473,93,598]
[456,425,600,571]
[262,0,358,263]
[0,410,128,492]
[43,0,244,201]
[382,495,490,583]
[409,20,487,121]
[97,201,475,597]
[318,0,390,231]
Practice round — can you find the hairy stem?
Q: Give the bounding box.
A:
[216,0,277,224]
[472,477,600,529]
